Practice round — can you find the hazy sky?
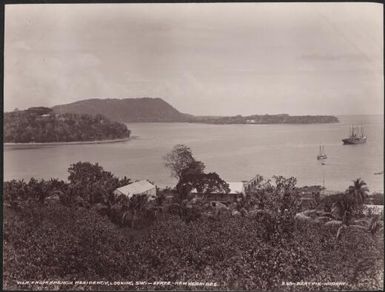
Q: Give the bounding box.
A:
[4,3,383,115]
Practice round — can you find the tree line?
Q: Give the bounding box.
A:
[4,107,130,143]
[191,114,339,124]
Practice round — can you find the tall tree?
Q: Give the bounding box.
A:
[68,162,114,185]
[67,162,129,205]
[165,146,229,202]
[164,144,229,222]
[176,169,230,201]
[164,144,205,180]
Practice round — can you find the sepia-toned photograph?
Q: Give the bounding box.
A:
[3,2,384,291]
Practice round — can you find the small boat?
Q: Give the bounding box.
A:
[342,125,367,145]
[317,145,327,160]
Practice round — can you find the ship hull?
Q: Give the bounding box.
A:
[342,137,367,145]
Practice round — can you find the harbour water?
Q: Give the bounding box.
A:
[3,115,383,192]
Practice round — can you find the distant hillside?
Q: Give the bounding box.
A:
[52,97,339,124]
[52,98,192,123]
[4,107,130,143]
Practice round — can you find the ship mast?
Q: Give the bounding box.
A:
[321,162,325,194]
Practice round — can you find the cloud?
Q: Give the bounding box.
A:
[4,3,383,115]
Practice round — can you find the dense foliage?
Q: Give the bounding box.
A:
[4,162,130,208]
[317,179,372,224]
[164,144,230,201]
[4,107,130,143]
[3,158,383,291]
[4,203,383,291]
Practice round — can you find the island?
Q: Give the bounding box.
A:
[52,97,339,124]
[4,107,131,143]
[190,113,339,124]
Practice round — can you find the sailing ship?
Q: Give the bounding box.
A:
[317,145,327,160]
[342,125,367,145]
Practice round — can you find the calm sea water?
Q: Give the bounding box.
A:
[4,115,384,192]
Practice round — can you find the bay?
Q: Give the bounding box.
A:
[3,115,383,192]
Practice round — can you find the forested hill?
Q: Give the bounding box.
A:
[4,107,131,143]
[52,98,192,123]
[52,97,339,124]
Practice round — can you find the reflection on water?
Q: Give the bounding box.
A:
[4,115,384,192]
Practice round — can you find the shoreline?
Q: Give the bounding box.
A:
[122,120,340,125]
[4,137,131,147]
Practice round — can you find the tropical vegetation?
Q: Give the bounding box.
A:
[4,107,130,143]
[3,146,383,291]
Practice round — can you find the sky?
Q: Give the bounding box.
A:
[4,3,384,115]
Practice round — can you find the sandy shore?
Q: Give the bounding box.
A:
[4,137,130,148]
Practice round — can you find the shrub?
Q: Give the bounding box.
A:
[4,203,382,291]
[3,168,383,291]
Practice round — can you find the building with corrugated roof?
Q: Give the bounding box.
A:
[114,180,156,200]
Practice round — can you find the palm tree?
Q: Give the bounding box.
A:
[333,179,370,238]
[347,178,369,206]
[334,179,369,221]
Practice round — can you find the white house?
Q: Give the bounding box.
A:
[114,180,157,201]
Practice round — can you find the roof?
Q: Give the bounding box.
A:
[191,181,244,194]
[115,180,155,197]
